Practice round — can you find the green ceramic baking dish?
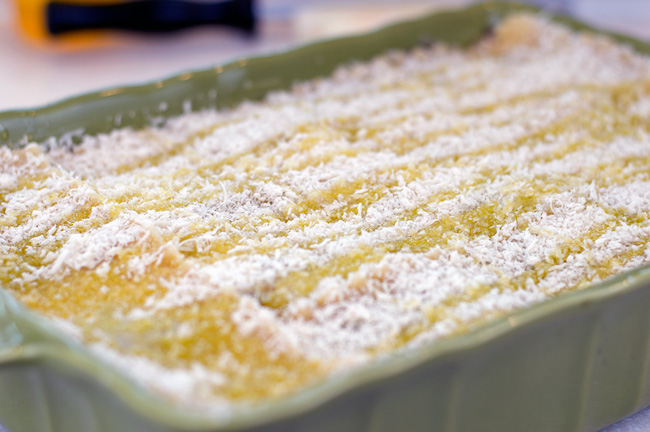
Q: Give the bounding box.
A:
[2,2,650,431]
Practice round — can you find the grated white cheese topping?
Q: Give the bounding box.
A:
[2,14,650,410]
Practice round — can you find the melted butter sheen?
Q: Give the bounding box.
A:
[3,15,650,407]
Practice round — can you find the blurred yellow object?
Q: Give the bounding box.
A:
[13,0,256,51]
[14,0,117,50]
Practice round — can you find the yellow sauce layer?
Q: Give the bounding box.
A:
[2,14,650,407]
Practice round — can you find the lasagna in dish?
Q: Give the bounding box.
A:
[2,14,650,411]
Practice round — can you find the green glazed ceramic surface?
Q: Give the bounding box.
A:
[2,2,650,431]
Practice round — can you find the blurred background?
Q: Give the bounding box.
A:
[0,0,650,431]
[0,0,649,111]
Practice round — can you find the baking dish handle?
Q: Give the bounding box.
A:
[0,293,27,364]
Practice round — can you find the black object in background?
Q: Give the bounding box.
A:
[47,0,256,35]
